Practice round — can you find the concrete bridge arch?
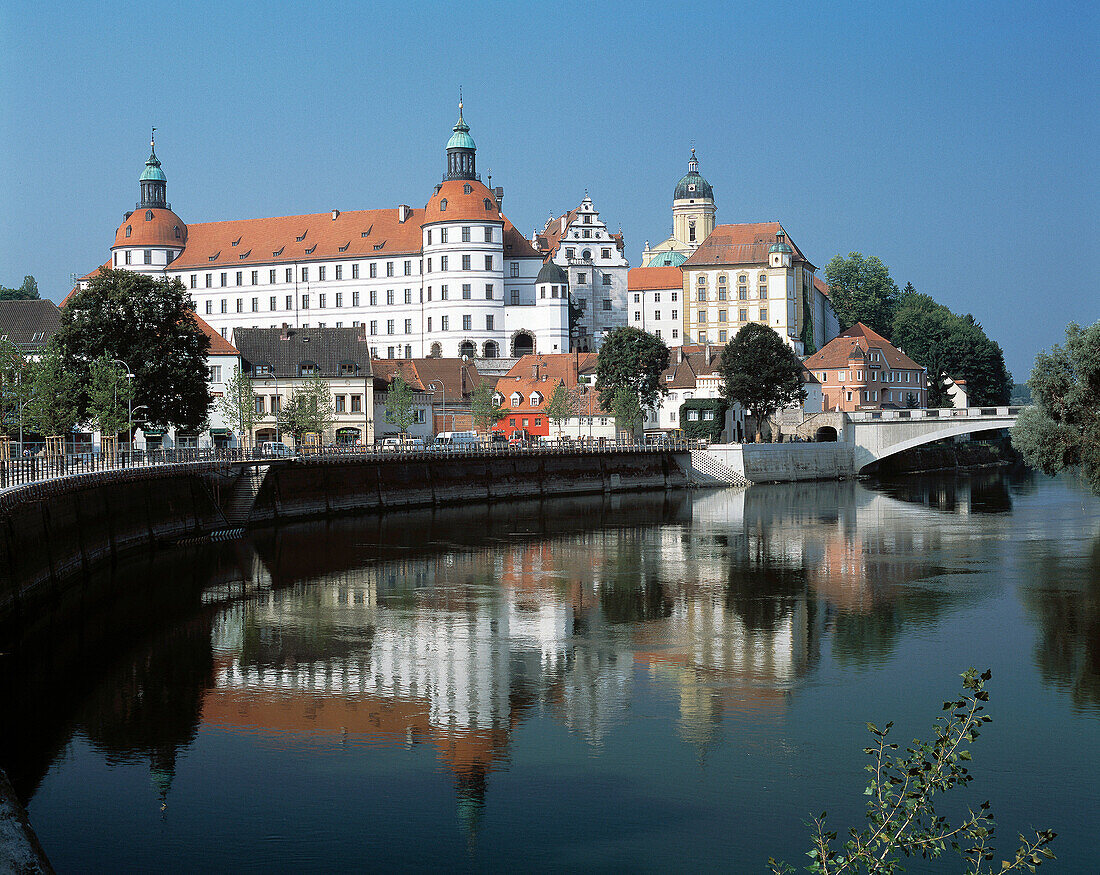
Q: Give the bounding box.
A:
[846,408,1020,472]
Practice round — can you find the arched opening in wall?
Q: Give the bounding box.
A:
[255,427,277,445]
[458,340,477,359]
[483,340,499,358]
[429,342,442,358]
[511,331,534,357]
[816,426,838,442]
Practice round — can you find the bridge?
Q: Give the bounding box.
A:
[842,406,1020,472]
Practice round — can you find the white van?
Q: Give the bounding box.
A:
[434,431,479,447]
[261,441,295,458]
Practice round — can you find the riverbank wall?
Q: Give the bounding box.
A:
[705,443,855,483]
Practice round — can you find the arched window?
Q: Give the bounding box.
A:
[430,342,442,358]
[458,340,476,359]
[582,249,592,261]
[482,340,498,358]
[483,198,493,210]
[126,225,131,238]
[146,210,154,221]
[511,332,534,357]
[440,199,448,211]
[174,226,181,240]
[463,183,472,194]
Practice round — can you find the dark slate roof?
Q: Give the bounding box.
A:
[0,299,62,353]
[232,326,373,378]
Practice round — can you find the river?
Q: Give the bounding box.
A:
[2,468,1098,871]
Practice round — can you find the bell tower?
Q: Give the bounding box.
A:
[138,128,168,210]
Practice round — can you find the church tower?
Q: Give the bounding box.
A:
[138,130,168,210]
[672,148,715,251]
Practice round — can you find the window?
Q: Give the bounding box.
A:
[253,362,272,376]
[441,256,448,271]
[404,260,412,276]
[698,331,707,342]
[387,347,395,359]
[190,274,197,288]
[462,284,471,299]
[235,298,243,313]
[718,330,727,342]
[578,272,586,284]
[634,311,641,322]
[352,291,360,306]
[207,365,222,382]
[285,268,293,282]
[653,310,660,320]
[370,320,378,335]
[387,319,394,334]
[204,272,212,287]
[510,263,519,277]
[739,308,747,321]
[386,262,394,277]
[484,226,493,242]
[369,290,378,306]
[254,396,265,415]
[697,310,707,322]
[301,294,309,309]
[486,314,494,330]
[603,299,612,311]
[718,310,727,322]
[633,293,641,304]
[270,296,277,310]
[352,263,359,279]
[602,248,611,259]
[404,318,412,333]
[441,315,449,331]
[510,290,519,305]
[335,265,343,281]
[335,292,343,307]
[565,248,574,258]
[441,285,448,300]
[759,308,768,321]
[300,361,317,376]
[125,225,131,238]
[461,226,471,242]
[671,310,678,320]
[671,291,678,302]
[369,263,377,278]
[351,395,362,413]
[672,329,679,339]
[440,228,448,243]
[485,284,493,299]
[427,317,432,332]
[220,299,227,313]
[334,396,346,413]
[463,315,472,331]
[386,289,394,305]
[301,267,309,283]
[718,288,727,301]
[204,300,212,314]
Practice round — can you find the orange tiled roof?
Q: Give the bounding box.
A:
[371,359,427,390]
[813,274,830,299]
[193,312,239,355]
[803,322,925,371]
[682,222,813,269]
[534,209,579,260]
[506,352,597,388]
[113,208,188,249]
[62,260,112,306]
[497,373,562,414]
[628,265,684,290]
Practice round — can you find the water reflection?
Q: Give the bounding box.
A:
[3,471,1099,866]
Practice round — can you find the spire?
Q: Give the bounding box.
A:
[445,95,477,181]
[138,129,168,209]
[688,147,698,175]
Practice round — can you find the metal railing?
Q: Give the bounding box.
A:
[846,406,1022,422]
[0,439,702,492]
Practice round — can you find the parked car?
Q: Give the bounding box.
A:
[261,441,295,457]
[435,431,480,448]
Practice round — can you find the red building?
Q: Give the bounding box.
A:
[803,322,928,411]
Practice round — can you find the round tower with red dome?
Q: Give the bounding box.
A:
[111,131,187,275]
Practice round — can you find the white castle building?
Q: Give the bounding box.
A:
[83,105,571,360]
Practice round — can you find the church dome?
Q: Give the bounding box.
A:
[536,261,568,285]
[447,107,476,151]
[139,148,167,182]
[674,148,713,200]
[649,250,687,267]
[769,241,792,254]
[113,208,187,248]
[423,178,500,223]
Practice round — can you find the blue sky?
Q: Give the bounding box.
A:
[1,0,1095,379]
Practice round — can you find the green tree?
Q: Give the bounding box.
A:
[86,353,133,437]
[384,374,416,435]
[824,252,899,336]
[545,382,573,437]
[0,336,28,436]
[470,381,504,433]
[0,275,40,301]
[718,323,806,441]
[23,344,81,437]
[280,372,334,444]
[611,388,642,438]
[1012,319,1100,495]
[891,289,1012,406]
[595,326,671,410]
[769,669,1056,874]
[216,368,260,447]
[56,269,211,431]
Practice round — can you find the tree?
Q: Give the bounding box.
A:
[891,289,1012,406]
[824,252,899,337]
[216,368,260,447]
[470,381,504,433]
[0,275,40,301]
[595,326,671,411]
[86,353,133,437]
[0,336,27,436]
[24,344,81,438]
[545,382,573,437]
[769,669,1056,874]
[385,374,416,435]
[611,388,642,438]
[280,372,335,444]
[55,269,211,431]
[718,324,806,441]
[1012,319,1100,495]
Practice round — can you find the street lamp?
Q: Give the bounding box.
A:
[427,381,443,438]
[111,359,134,465]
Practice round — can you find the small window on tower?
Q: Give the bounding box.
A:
[146,210,153,221]
[464,184,472,194]
[125,226,131,238]
[174,226,181,239]
[484,198,493,210]
[440,199,448,211]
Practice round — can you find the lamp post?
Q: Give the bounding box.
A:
[131,405,149,463]
[427,381,443,438]
[111,359,134,465]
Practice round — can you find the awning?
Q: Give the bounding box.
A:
[209,428,233,436]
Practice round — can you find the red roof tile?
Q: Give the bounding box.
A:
[628,265,684,291]
[682,222,813,269]
[113,208,188,249]
[803,322,925,371]
[193,313,239,355]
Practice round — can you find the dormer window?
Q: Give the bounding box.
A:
[174,226,181,240]
[484,198,493,210]
[296,231,307,242]
[299,360,318,376]
[463,184,472,194]
[339,361,357,375]
[440,199,448,211]
[510,392,521,407]
[273,247,284,256]
[530,392,543,406]
[146,210,153,221]
[492,392,503,406]
[125,225,131,238]
[253,362,272,376]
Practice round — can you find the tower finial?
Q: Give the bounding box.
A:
[459,85,463,112]
[151,126,157,153]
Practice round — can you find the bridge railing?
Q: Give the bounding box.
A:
[0,439,699,492]
[847,406,1022,422]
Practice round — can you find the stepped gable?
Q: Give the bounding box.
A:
[683,222,813,268]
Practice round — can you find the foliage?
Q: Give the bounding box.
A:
[0,336,28,436]
[1012,319,1100,494]
[56,269,211,430]
[891,288,1012,407]
[679,398,728,443]
[545,382,573,431]
[769,669,1056,874]
[611,388,642,435]
[0,275,40,301]
[215,367,259,445]
[595,327,671,410]
[384,374,416,434]
[24,344,81,436]
[86,353,134,436]
[718,323,806,440]
[904,392,919,409]
[470,381,504,432]
[824,253,899,337]
[1010,383,1032,405]
[280,372,334,443]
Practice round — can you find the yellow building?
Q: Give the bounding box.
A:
[640,149,717,267]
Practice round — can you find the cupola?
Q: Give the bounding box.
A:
[674,148,713,201]
[138,129,168,210]
[446,99,477,181]
[769,230,793,267]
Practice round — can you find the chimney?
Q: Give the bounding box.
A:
[560,216,566,235]
[398,204,412,223]
[331,209,339,220]
[280,323,290,340]
[532,361,539,379]
[357,323,367,341]
[494,186,504,211]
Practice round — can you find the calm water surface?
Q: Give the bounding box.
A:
[3,469,1098,872]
